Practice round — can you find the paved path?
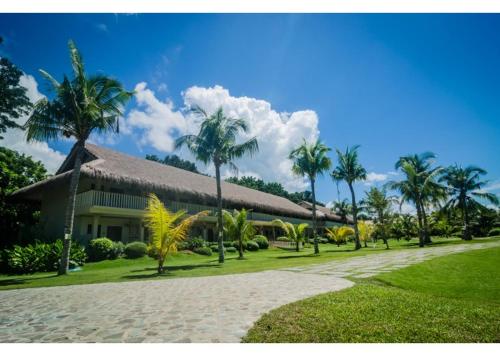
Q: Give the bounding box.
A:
[0,240,498,343]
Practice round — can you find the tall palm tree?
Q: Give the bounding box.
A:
[440,164,498,240]
[332,199,351,224]
[388,152,444,247]
[272,219,308,252]
[223,208,255,259]
[24,40,133,275]
[331,145,367,250]
[289,139,332,254]
[175,107,258,263]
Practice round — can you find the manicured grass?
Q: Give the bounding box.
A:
[0,237,496,291]
[243,246,500,343]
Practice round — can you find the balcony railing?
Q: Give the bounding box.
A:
[75,189,311,224]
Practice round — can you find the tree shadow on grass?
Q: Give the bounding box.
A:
[123,262,221,279]
[0,274,58,287]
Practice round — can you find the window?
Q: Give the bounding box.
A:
[91,183,96,190]
[87,224,92,235]
[97,225,101,237]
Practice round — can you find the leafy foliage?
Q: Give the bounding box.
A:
[87,238,116,261]
[245,240,260,251]
[124,242,147,259]
[272,219,308,251]
[193,246,212,256]
[252,235,269,249]
[145,154,199,173]
[223,208,255,258]
[325,226,354,246]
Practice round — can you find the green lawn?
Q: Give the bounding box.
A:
[243,246,500,343]
[0,236,496,291]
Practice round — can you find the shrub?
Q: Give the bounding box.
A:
[184,237,207,251]
[277,236,290,242]
[488,227,500,237]
[193,246,212,256]
[246,240,260,251]
[253,235,269,249]
[226,246,237,253]
[87,237,115,262]
[210,245,222,253]
[109,241,124,259]
[223,241,234,248]
[232,240,248,250]
[147,245,159,259]
[317,237,329,244]
[124,242,147,259]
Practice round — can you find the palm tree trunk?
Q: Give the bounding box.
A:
[421,205,432,244]
[462,199,471,240]
[158,256,165,274]
[310,178,319,254]
[415,201,425,248]
[214,163,225,263]
[238,237,244,259]
[348,183,362,250]
[58,140,85,275]
[296,240,299,252]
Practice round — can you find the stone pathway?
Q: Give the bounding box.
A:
[0,240,498,343]
[283,240,500,278]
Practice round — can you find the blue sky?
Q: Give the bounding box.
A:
[1,14,499,206]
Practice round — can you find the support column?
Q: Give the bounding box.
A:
[139,220,144,242]
[92,215,99,238]
[203,225,208,241]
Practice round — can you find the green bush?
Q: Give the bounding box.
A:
[232,240,248,250]
[488,227,500,236]
[253,235,269,249]
[3,240,86,274]
[223,241,234,248]
[246,240,260,251]
[87,237,115,261]
[147,245,159,259]
[182,237,206,251]
[124,242,147,259]
[193,246,212,256]
[109,241,124,259]
[226,246,237,253]
[210,245,226,253]
[277,236,290,242]
[317,237,328,244]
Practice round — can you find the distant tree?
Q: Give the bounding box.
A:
[289,139,332,254]
[272,219,308,252]
[223,208,255,259]
[0,37,32,139]
[440,164,499,240]
[361,187,396,248]
[24,40,133,274]
[0,147,47,247]
[146,154,200,173]
[332,145,367,250]
[332,199,351,224]
[175,106,258,263]
[325,225,354,247]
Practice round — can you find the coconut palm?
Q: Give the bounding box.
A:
[361,187,396,248]
[24,40,133,275]
[223,208,255,259]
[175,107,258,263]
[331,145,367,250]
[332,199,351,224]
[357,220,374,247]
[439,164,499,240]
[272,219,309,252]
[387,152,445,247]
[145,193,207,274]
[325,225,354,247]
[289,139,331,254]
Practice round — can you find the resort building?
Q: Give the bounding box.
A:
[12,143,344,244]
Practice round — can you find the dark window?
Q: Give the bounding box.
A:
[110,187,124,194]
[100,185,105,191]
[87,224,92,235]
[107,226,122,242]
[97,225,101,237]
[91,183,96,190]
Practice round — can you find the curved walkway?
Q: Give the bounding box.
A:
[0,240,498,343]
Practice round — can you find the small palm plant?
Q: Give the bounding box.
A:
[357,220,374,247]
[272,219,309,252]
[175,107,258,263]
[24,40,133,275]
[325,226,355,247]
[289,139,332,254]
[144,193,208,274]
[331,145,367,250]
[223,208,255,259]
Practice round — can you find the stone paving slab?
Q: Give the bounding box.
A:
[0,270,353,343]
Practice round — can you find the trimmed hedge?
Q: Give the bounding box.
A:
[488,227,500,237]
[246,240,260,251]
[232,240,248,250]
[223,241,234,248]
[277,236,290,242]
[124,242,147,259]
[193,246,212,256]
[253,235,269,249]
[226,246,237,253]
[87,238,115,261]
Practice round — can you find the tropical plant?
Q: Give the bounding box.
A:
[124,242,147,259]
[144,193,208,273]
[223,208,255,259]
[193,246,213,256]
[387,152,445,247]
[357,220,374,246]
[245,240,260,251]
[390,214,418,241]
[175,107,258,263]
[252,235,269,249]
[331,145,367,250]
[325,225,354,247]
[439,165,499,240]
[361,187,396,248]
[87,238,115,261]
[23,40,133,274]
[289,139,331,254]
[272,219,309,252]
[331,199,351,224]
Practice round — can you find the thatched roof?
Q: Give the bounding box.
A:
[298,201,353,224]
[12,143,324,220]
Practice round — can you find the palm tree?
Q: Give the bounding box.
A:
[24,40,133,275]
[223,208,255,259]
[387,152,445,247]
[332,199,351,224]
[361,187,396,248]
[331,145,367,250]
[175,107,258,263]
[439,164,499,240]
[357,220,374,247]
[272,219,308,252]
[289,139,332,254]
[145,193,207,274]
[325,225,354,247]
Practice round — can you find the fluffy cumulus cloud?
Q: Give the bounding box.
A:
[123,84,319,191]
[1,75,66,173]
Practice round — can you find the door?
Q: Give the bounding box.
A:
[107,226,123,242]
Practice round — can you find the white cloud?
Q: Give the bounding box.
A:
[95,23,108,32]
[364,172,389,186]
[122,84,320,191]
[0,74,66,173]
[477,180,500,193]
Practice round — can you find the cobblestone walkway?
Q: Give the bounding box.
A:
[283,240,500,278]
[0,240,498,343]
